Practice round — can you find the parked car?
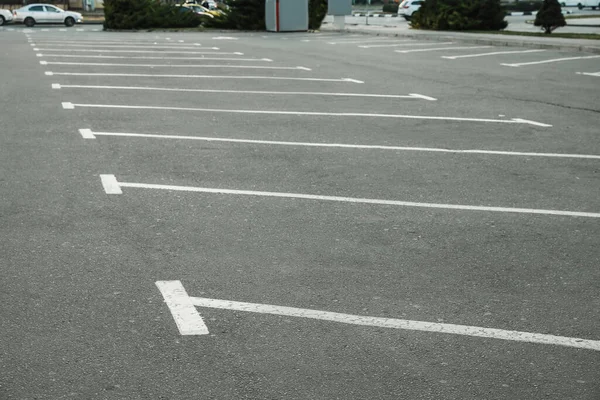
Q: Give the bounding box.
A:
[0,8,14,26]
[399,0,422,20]
[12,4,83,27]
[180,4,216,18]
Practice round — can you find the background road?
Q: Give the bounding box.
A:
[1,26,599,399]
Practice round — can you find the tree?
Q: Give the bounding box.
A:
[534,0,566,34]
[411,0,507,31]
[104,0,202,30]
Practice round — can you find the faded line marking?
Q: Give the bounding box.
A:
[105,175,600,218]
[188,294,600,351]
[359,42,453,49]
[396,46,493,54]
[59,84,431,100]
[156,281,209,335]
[80,129,598,159]
[501,55,600,67]
[442,49,545,60]
[65,103,549,126]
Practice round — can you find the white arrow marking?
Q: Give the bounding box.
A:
[58,84,431,100]
[79,129,599,159]
[51,73,362,83]
[155,280,600,350]
[40,61,310,71]
[100,175,598,218]
[65,102,549,126]
[156,281,209,335]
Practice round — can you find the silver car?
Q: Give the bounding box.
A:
[0,9,14,26]
[13,4,83,27]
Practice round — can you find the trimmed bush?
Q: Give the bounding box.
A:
[411,0,508,30]
[383,3,400,12]
[534,0,566,33]
[104,0,202,30]
[309,0,328,30]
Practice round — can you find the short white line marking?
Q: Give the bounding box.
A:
[212,36,238,40]
[49,73,363,84]
[442,49,546,60]
[41,29,48,32]
[59,29,66,32]
[155,281,209,335]
[67,103,549,126]
[76,28,84,32]
[33,48,241,55]
[104,176,598,218]
[78,128,95,139]
[182,289,600,350]
[51,83,61,89]
[328,39,400,44]
[100,174,121,194]
[58,84,429,99]
[36,54,272,62]
[396,46,493,54]
[61,102,74,109]
[36,53,43,57]
[501,55,600,67]
[45,71,53,76]
[576,71,600,77]
[30,43,36,46]
[359,42,454,49]
[81,129,599,159]
[42,61,308,71]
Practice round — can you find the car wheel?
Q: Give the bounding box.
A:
[24,17,35,27]
[64,17,75,27]
[0,16,5,26]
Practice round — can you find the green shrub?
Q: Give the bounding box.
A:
[104,0,202,30]
[411,0,507,30]
[534,0,566,33]
[309,0,328,30]
[383,3,400,12]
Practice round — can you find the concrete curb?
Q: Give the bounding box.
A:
[320,25,600,54]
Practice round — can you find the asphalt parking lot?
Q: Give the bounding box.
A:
[1,25,599,399]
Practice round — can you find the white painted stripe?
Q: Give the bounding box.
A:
[57,84,433,100]
[103,175,599,218]
[32,43,220,50]
[41,61,310,71]
[33,40,192,45]
[155,281,209,335]
[33,48,243,55]
[396,46,493,54]
[501,55,600,67]
[37,53,272,62]
[61,101,74,109]
[188,293,600,350]
[442,49,546,60]
[81,129,600,159]
[66,102,549,127]
[359,41,454,49]
[50,73,363,83]
[328,39,402,44]
[100,174,121,194]
[576,71,600,77]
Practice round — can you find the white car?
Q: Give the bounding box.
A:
[13,4,83,27]
[0,9,14,26]
[399,0,423,20]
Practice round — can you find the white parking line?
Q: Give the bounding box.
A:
[101,175,596,217]
[442,49,546,60]
[79,129,599,159]
[155,281,209,335]
[396,46,493,54]
[327,38,402,44]
[51,73,363,83]
[33,40,204,46]
[33,43,219,50]
[40,61,310,71]
[155,280,600,351]
[359,42,454,49]
[63,102,550,126]
[58,85,434,100]
[34,48,240,55]
[38,53,272,62]
[576,71,600,77]
[501,55,600,67]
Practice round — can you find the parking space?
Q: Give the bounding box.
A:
[1,27,599,399]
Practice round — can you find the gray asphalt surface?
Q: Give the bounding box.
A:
[1,25,599,399]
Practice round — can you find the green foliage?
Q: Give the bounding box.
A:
[204,0,265,30]
[104,0,203,30]
[309,0,328,30]
[382,3,400,12]
[534,0,566,33]
[411,0,508,30]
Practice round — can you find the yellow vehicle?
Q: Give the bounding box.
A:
[182,2,222,17]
